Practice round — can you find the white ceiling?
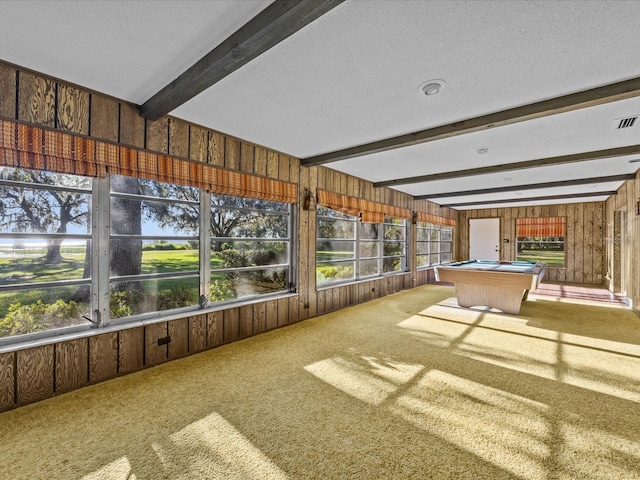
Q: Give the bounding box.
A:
[1,0,639,209]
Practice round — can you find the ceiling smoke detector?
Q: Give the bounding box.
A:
[418,79,446,96]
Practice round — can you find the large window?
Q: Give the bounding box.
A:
[416,222,453,268]
[516,217,565,266]
[109,175,201,319]
[316,207,407,286]
[0,169,293,342]
[209,195,290,302]
[0,167,93,337]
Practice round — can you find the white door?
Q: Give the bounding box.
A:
[469,218,500,260]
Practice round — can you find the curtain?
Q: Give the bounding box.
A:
[316,190,411,222]
[516,217,566,237]
[0,119,298,203]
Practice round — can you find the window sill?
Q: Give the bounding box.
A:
[0,292,298,354]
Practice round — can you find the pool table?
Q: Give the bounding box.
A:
[435,260,546,314]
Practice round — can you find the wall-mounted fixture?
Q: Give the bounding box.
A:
[636,198,640,216]
[303,188,315,210]
[412,211,418,225]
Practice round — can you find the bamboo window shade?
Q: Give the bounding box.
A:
[0,119,298,203]
[416,212,456,227]
[516,217,566,237]
[316,190,411,223]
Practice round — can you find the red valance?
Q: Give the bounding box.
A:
[0,119,298,204]
[516,217,566,237]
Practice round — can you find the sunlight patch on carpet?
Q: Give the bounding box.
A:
[390,369,640,480]
[81,456,136,480]
[304,356,424,406]
[151,412,288,480]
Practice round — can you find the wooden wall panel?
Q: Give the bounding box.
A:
[90,94,119,142]
[55,338,88,393]
[583,203,594,284]
[57,84,89,135]
[316,289,325,316]
[146,117,169,153]
[189,125,209,163]
[168,317,189,360]
[574,204,585,283]
[240,142,255,174]
[189,314,208,353]
[0,64,16,118]
[168,118,189,158]
[17,345,54,404]
[89,332,118,383]
[209,131,225,166]
[288,296,300,324]
[254,146,268,176]
[298,166,311,321]
[225,137,240,170]
[207,311,224,347]
[145,322,169,366]
[118,327,144,374]
[223,308,239,344]
[267,151,279,179]
[279,155,290,181]
[119,103,145,148]
[254,302,267,334]
[239,304,254,338]
[265,299,278,330]
[0,352,15,411]
[18,72,55,126]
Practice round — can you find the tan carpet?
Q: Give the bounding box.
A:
[1,284,640,480]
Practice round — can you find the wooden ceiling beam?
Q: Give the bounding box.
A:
[440,191,617,208]
[414,173,635,200]
[140,0,344,120]
[301,77,640,167]
[373,145,640,188]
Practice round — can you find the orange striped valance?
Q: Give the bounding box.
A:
[0,119,298,204]
[417,212,456,227]
[316,190,411,223]
[516,217,566,237]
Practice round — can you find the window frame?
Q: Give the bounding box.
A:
[516,217,566,267]
[416,222,454,269]
[316,207,408,288]
[0,169,294,345]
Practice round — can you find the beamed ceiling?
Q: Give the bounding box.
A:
[1,0,639,209]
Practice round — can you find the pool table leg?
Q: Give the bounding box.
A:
[454,284,527,315]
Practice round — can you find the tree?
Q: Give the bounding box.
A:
[110,175,143,283]
[0,168,89,264]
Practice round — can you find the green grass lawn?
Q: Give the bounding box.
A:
[517,250,565,266]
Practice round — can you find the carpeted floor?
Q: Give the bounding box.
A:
[1,284,640,480]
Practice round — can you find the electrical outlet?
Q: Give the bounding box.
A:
[157,336,171,346]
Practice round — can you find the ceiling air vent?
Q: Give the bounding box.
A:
[615,116,638,129]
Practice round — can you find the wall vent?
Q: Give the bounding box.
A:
[615,116,638,129]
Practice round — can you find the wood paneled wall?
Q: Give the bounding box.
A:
[605,171,640,312]
[457,203,606,285]
[0,61,454,412]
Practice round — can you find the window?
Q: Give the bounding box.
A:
[416,222,453,268]
[0,170,293,342]
[0,167,93,337]
[516,217,566,266]
[109,175,201,319]
[316,207,356,284]
[316,207,407,286]
[209,194,291,302]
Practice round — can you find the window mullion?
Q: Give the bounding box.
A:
[200,190,211,306]
[93,174,111,327]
